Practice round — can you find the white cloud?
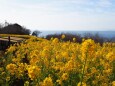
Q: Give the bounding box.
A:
[97,0,112,7]
[0,0,115,31]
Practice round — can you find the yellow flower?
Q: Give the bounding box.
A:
[27,65,41,80]
[82,38,85,42]
[61,73,68,80]
[1,72,5,76]
[24,81,29,86]
[106,52,115,61]
[64,60,77,72]
[52,38,59,44]
[6,77,10,81]
[6,63,17,75]
[62,52,69,58]
[56,79,62,85]
[112,81,115,86]
[101,83,108,86]
[73,37,76,42]
[16,63,26,78]
[61,34,65,39]
[3,35,115,85]
[91,67,97,73]
[50,37,54,41]
[81,39,95,54]
[77,82,87,86]
[41,77,53,86]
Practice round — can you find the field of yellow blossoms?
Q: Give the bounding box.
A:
[0,35,115,86]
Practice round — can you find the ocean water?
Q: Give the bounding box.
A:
[39,31,115,38]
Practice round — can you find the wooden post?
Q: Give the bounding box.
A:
[8,36,10,46]
[0,40,1,50]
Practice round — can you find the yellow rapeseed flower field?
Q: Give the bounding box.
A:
[0,36,115,86]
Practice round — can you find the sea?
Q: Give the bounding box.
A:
[39,31,115,38]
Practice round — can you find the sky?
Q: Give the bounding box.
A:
[0,0,115,31]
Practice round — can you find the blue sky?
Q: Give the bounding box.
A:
[0,0,115,31]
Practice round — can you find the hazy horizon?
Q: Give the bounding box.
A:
[38,31,115,38]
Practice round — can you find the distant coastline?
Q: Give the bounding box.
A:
[39,31,115,38]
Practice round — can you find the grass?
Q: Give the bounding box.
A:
[0,34,32,39]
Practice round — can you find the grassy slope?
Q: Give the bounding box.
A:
[0,34,32,39]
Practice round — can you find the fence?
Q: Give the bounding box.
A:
[0,36,24,50]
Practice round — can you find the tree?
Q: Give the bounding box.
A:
[0,23,31,35]
[32,30,41,37]
[0,23,3,29]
